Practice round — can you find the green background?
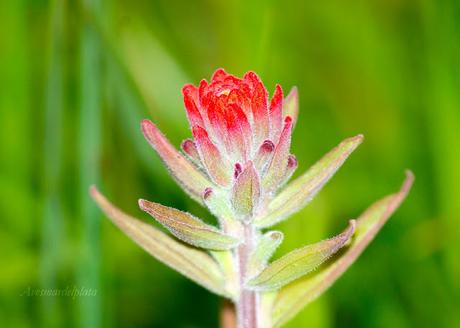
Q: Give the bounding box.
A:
[1,0,459,327]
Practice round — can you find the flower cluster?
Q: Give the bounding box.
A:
[179,69,298,221]
[182,69,296,189]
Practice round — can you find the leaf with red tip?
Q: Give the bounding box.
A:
[231,161,261,218]
[139,199,240,251]
[203,188,234,222]
[246,220,356,291]
[254,140,275,172]
[206,99,231,149]
[262,117,293,192]
[255,135,363,228]
[272,172,414,326]
[248,73,269,147]
[90,187,228,297]
[279,154,298,187]
[182,84,204,128]
[181,139,201,166]
[234,163,243,179]
[283,87,299,127]
[141,120,212,204]
[193,125,232,186]
[269,84,284,140]
[225,104,250,162]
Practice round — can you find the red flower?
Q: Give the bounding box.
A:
[182,69,298,189]
[141,69,299,210]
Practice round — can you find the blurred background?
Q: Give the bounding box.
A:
[1,0,459,327]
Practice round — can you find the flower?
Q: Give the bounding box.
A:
[93,68,413,327]
[181,69,298,193]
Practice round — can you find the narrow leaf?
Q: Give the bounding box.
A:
[141,119,212,204]
[203,187,242,236]
[279,154,298,187]
[254,140,275,172]
[231,161,261,218]
[255,134,363,228]
[193,125,232,186]
[182,84,205,127]
[262,117,293,192]
[272,171,414,326]
[283,87,299,127]
[90,186,228,296]
[247,231,284,278]
[247,220,355,291]
[139,199,240,250]
[246,71,269,147]
[181,138,202,166]
[269,84,284,140]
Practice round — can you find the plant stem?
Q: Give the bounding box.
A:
[236,223,258,328]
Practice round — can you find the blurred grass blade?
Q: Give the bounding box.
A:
[272,171,414,327]
[40,0,65,326]
[247,220,355,291]
[141,119,212,204]
[247,231,284,278]
[90,187,228,297]
[78,0,102,326]
[254,135,363,228]
[139,199,240,250]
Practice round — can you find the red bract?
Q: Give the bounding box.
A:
[181,68,296,189]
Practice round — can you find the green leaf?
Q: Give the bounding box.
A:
[271,171,414,327]
[254,135,363,228]
[139,199,240,250]
[203,187,242,237]
[231,161,261,218]
[247,220,355,291]
[90,187,228,297]
[247,231,284,278]
[211,250,239,300]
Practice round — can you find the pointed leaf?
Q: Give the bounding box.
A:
[247,220,355,291]
[193,125,232,186]
[272,171,414,326]
[226,102,251,162]
[182,84,204,128]
[139,199,240,250]
[255,134,363,228]
[203,187,242,236]
[245,71,269,147]
[283,87,299,127]
[254,140,275,172]
[247,231,284,278]
[279,154,298,187]
[181,139,202,166]
[262,117,293,192]
[141,119,212,204]
[269,84,284,140]
[90,186,228,297]
[231,161,261,218]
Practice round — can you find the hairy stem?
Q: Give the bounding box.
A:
[236,223,258,328]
